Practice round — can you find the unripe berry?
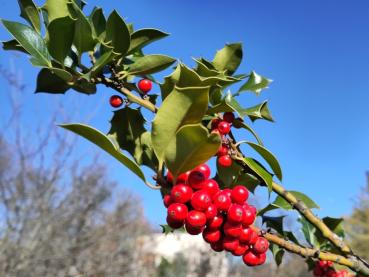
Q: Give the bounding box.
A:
[170,184,193,203]
[217,121,231,135]
[223,221,242,238]
[217,145,229,156]
[205,204,217,220]
[207,214,224,230]
[223,236,239,252]
[163,195,173,208]
[232,243,249,256]
[253,237,269,254]
[166,216,184,229]
[217,155,232,167]
[191,190,212,211]
[213,191,232,212]
[167,203,188,222]
[231,185,249,204]
[202,228,221,243]
[227,204,244,223]
[137,79,152,94]
[223,112,235,123]
[186,210,206,228]
[202,179,220,196]
[109,95,123,108]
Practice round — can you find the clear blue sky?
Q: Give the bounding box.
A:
[1,0,369,226]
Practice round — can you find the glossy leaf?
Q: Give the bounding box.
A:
[207,91,245,117]
[60,123,147,183]
[165,124,221,178]
[47,16,75,63]
[128,54,176,75]
[237,71,272,96]
[89,7,106,39]
[18,0,40,32]
[246,142,282,181]
[50,67,73,82]
[243,101,274,122]
[232,119,263,145]
[212,43,243,75]
[35,68,70,94]
[1,20,52,67]
[2,39,27,53]
[87,50,117,78]
[106,10,130,55]
[152,85,210,165]
[43,0,70,22]
[128,28,169,54]
[243,157,273,192]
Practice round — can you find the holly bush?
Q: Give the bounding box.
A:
[2,1,369,276]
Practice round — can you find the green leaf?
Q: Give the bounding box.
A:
[50,67,73,82]
[72,78,97,94]
[2,39,28,53]
[243,101,274,122]
[165,124,221,178]
[161,224,175,235]
[232,119,264,146]
[209,86,223,105]
[128,54,176,75]
[18,0,41,32]
[47,16,75,63]
[243,157,273,192]
[1,20,52,67]
[106,10,130,55]
[207,91,245,117]
[89,7,106,39]
[87,50,117,78]
[245,142,282,181]
[152,85,210,166]
[323,217,345,238]
[217,160,244,187]
[270,244,285,267]
[70,2,96,54]
[298,216,319,247]
[60,123,147,183]
[43,0,70,23]
[262,215,285,235]
[237,71,272,96]
[236,172,260,193]
[108,107,158,171]
[274,191,320,210]
[128,28,169,54]
[35,68,70,93]
[212,43,243,75]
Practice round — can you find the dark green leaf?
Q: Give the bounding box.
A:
[18,0,41,32]
[35,68,70,94]
[262,215,285,235]
[243,101,274,122]
[89,7,106,39]
[72,78,97,94]
[212,43,243,75]
[209,86,223,105]
[270,243,285,267]
[161,224,175,235]
[50,67,73,81]
[298,217,319,247]
[106,10,130,55]
[243,157,273,192]
[60,123,147,183]
[236,172,260,193]
[128,54,176,75]
[47,16,75,63]
[1,20,52,67]
[323,217,345,238]
[128,28,169,54]
[43,0,70,22]
[217,159,243,187]
[152,85,210,166]
[2,39,28,53]
[237,71,272,96]
[165,124,221,178]
[87,50,117,78]
[232,119,263,146]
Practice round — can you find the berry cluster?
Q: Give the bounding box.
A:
[109,79,152,108]
[211,112,236,168]
[163,163,268,267]
[313,261,354,277]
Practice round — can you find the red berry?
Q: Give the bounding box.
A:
[191,190,212,211]
[187,164,211,190]
[217,155,232,167]
[167,203,188,221]
[242,206,256,226]
[326,261,334,268]
[217,121,231,135]
[166,171,173,183]
[223,236,239,252]
[166,216,184,229]
[210,240,224,252]
[227,204,244,223]
[170,184,193,203]
[211,118,221,130]
[223,221,242,238]
[313,265,324,277]
[202,179,220,196]
[231,185,249,204]
[217,145,229,156]
[232,243,249,256]
[213,191,232,212]
[243,250,265,266]
[248,205,257,215]
[253,237,269,254]
[239,227,255,244]
[186,210,206,228]
[223,188,232,198]
[185,222,204,235]
[176,171,191,184]
[207,214,224,230]
[205,204,218,220]
[137,79,152,94]
[202,228,221,243]
[109,95,123,108]
[326,270,337,277]
[249,230,259,245]
[163,195,173,208]
[223,112,235,123]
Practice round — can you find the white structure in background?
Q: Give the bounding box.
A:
[134,232,229,277]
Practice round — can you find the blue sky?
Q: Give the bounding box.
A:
[1,0,369,226]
